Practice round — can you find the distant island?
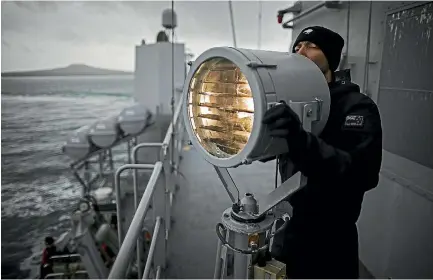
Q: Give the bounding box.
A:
[1,64,133,77]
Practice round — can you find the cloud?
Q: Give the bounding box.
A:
[1,1,293,72]
[12,1,59,12]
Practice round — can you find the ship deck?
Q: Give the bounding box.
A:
[165,145,278,278]
[163,144,375,279]
[117,133,374,279]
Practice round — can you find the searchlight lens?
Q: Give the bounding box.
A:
[186,57,254,158]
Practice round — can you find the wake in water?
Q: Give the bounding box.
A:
[1,76,135,278]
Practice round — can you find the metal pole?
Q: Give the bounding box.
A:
[127,140,132,164]
[114,163,161,246]
[233,232,250,279]
[222,231,235,278]
[170,0,176,178]
[110,162,163,279]
[108,149,114,171]
[155,266,162,279]
[214,166,238,203]
[132,143,163,279]
[132,144,164,208]
[162,93,184,148]
[228,0,237,48]
[213,229,226,279]
[132,143,164,211]
[143,216,162,279]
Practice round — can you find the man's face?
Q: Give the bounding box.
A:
[294,41,330,74]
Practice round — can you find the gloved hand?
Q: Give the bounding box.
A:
[262,101,303,140]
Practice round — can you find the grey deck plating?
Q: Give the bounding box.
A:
[164,144,374,279]
[165,145,279,278]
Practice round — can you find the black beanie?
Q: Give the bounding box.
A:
[292,26,344,71]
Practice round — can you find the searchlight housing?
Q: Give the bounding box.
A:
[182,48,333,280]
[182,47,330,168]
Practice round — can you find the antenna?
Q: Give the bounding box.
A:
[161,5,177,176]
[228,0,237,48]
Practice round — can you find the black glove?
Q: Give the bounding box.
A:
[262,101,303,140]
[262,101,308,164]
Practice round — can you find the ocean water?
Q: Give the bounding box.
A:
[1,75,135,278]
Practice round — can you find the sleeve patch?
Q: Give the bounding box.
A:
[343,115,364,128]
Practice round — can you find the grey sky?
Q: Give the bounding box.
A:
[1,1,294,72]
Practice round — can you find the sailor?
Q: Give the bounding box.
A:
[40,236,58,279]
[262,26,383,278]
[100,242,116,267]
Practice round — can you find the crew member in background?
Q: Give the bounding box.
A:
[100,242,116,268]
[262,26,383,278]
[40,236,58,279]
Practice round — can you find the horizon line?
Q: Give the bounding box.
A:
[2,63,134,74]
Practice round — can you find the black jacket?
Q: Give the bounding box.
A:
[276,80,382,278]
[280,80,383,228]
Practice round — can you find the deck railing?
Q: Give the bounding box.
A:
[108,92,185,279]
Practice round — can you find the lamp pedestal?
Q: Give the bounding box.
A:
[214,193,289,279]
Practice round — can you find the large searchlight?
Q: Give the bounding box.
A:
[183,47,330,169]
[182,47,332,279]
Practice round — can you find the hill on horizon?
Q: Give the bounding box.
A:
[1,64,133,77]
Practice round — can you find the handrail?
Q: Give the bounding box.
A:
[143,216,162,279]
[70,133,139,169]
[110,93,185,279]
[109,162,163,279]
[132,143,164,211]
[115,163,160,245]
[44,270,88,279]
[162,92,184,156]
[130,91,184,278]
[132,143,164,279]
[50,253,81,261]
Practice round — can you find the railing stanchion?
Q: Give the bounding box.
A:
[110,163,162,279]
[153,161,167,276]
[110,92,184,279]
[132,143,164,279]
